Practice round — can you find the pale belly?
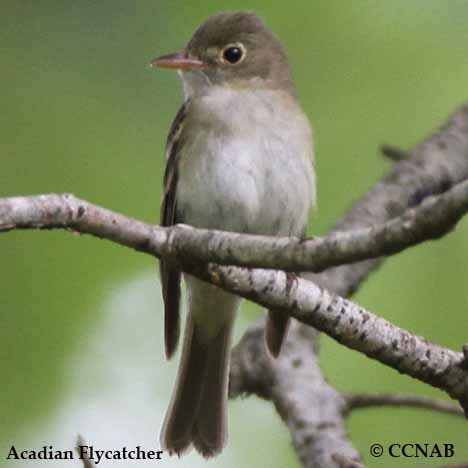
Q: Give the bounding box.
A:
[176,87,315,238]
[177,130,313,237]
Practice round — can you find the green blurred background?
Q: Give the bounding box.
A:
[1,1,468,467]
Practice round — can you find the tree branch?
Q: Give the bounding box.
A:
[2,103,468,467]
[75,436,96,468]
[344,392,464,417]
[1,175,468,274]
[3,191,468,404]
[229,321,362,467]
[203,263,468,411]
[433,465,468,468]
[230,102,468,467]
[305,103,468,297]
[380,144,409,161]
[331,453,365,468]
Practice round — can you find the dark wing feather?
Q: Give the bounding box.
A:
[265,309,290,358]
[265,234,305,357]
[160,100,189,359]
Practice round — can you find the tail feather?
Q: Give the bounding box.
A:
[192,320,233,457]
[160,313,207,455]
[160,312,234,458]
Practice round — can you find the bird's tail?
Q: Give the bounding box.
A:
[160,293,236,458]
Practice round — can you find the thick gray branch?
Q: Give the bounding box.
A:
[229,103,468,467]
[2,187,468,401]
[1,176,468,274]
[229,321,362,467]
[204,264,468,410]
[256,103,468,467]
[2,104,468,468]
[306,103,468,296]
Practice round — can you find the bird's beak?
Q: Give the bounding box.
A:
[150,51,206,70]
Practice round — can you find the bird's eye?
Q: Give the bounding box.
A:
[221,44,246,65]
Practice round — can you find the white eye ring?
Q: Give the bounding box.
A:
[220,43,247,65]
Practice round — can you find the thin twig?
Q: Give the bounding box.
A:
[343,393,464,417]
[381,144,409,161]
[331,453,366,468]
[75,435,96,468]
[428,465,468,468]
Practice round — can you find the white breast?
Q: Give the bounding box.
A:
[177,86,315,237]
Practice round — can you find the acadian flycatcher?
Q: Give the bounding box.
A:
[151,11,316,458]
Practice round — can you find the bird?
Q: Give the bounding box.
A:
[151,11,316,458]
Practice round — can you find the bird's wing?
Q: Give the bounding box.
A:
[266,227,308,357]
[159,100,190,359]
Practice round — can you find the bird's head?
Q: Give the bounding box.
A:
[151,12,294,97]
